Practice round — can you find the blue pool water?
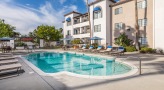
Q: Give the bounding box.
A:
[24,52,132,76]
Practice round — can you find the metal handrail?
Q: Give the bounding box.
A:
[126,56,142,75]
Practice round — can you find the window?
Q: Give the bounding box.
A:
[137,0,147,9]
[138,19,147,27]
[115,23,123,30]
[94,11,102,19]
[139,37,147,45]
[115,7,122,15]
[94,24,101,32]
[67,30,71,35]
[73,29,80,35]
[67,22,71,26]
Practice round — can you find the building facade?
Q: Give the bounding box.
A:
[63,0,115,47]
[63,0,164,50]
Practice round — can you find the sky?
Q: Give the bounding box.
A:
[0,0,118,35]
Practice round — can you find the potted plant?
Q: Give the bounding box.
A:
[71,39,81,49]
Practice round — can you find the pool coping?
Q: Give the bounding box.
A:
[20,51,138,79]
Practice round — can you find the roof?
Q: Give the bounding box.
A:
[110,0,133,7]
[73,13,88,19]
[89,0,116,6]
[64,11,82,16]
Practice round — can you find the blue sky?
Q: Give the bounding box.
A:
[0,0,118,34]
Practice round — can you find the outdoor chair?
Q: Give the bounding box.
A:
[111,47,125,56]
[0,57,15,60]
[91,46,103,53]
[0,59,18,65]
[78,45,86,52]
[83,46,94,52]
[99,46,113,54]
[0,63,22,75]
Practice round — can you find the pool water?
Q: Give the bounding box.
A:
[24,52,132,76]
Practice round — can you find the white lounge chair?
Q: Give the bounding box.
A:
[111,47,125,56]
[92,46,103,53]
[83,46,94,52]
[0,57,15,60]
[0,63,22,75]
[0,59,18,65]
[99,46,113,54]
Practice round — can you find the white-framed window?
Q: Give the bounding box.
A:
[94,24,101,32]
[138,19,147,27]
[139,37,147,45]
[67,30,71,35]
[67,22,71,26]
[73,28,80,35]
[94,11,102,19]
[115,23,123,30]
[137,0,147,9]
[115,7,122,15]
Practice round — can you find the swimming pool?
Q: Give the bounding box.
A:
[24,52,133,76]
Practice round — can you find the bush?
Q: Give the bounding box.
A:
[15,42,27,47]
[91,43,98,49]
[114,33,133,47]
[140,47,154,53]
[125,46,136,52]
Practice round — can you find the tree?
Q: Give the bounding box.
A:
[34,25,63,46]
[115,33,132,47]
[86,0,92,45]
[0,19,16,37]
[135,0,140,50]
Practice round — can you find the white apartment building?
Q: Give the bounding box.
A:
[63,0,164,50]
[63,0,115,47]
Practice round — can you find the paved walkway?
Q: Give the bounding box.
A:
[0,57,69,90]
[53,52,164,90]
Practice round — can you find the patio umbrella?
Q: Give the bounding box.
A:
[89,36,103,40]
[0,37,14,41]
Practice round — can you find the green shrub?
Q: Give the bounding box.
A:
[140,47,154,53]
[91,43,98,49]
[125,46,136,52]
[114,33,133,47]
[15,42,27,47]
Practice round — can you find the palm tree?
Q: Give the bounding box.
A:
[86,0,92,45]
[135,0,140,50]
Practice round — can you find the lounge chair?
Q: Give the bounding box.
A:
[0,57,15,61]
[111,47,125,56]
[78,45,87,52]
[0,53,13,57]
[99,46,113,54]
[92,46,103,53]
[83,46,94,52]
[0,59,18,65]
[0,63,22,75]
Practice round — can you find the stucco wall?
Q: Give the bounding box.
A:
[154,0,164,50]
[112,0,153,48]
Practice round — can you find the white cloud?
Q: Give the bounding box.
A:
[83,0,95,4]
[59,0,66,4]
[0,1,77,34]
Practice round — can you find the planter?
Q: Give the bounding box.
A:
[16,46,24,50]
[74,46,79,49]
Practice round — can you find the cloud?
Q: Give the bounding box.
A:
[0,1,77,34]
[59,0,66,4]
[83,0,95,4]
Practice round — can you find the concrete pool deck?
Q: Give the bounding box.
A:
[0,49,164,90]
